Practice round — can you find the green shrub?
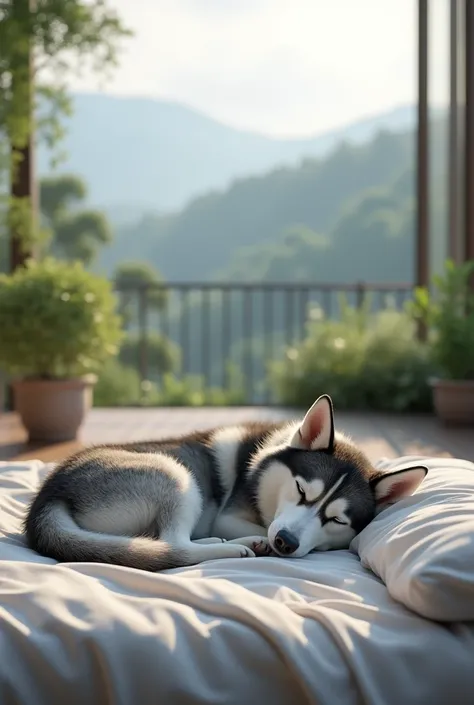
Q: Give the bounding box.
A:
[155,372,246,406]
[155,373,205,406]
[356,310,434,411]
[119,331,180,377]
[94,364,245,408]
[94,359,160,406]
[94,359,142,406]
[270,300,434,412]
[0,258,123,379]
[409,259,474,380]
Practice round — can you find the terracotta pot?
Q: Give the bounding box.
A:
[430,378,474,426]
[13,376,96,442]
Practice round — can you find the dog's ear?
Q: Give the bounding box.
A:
[370,466,428,511]
[289,394,335,451]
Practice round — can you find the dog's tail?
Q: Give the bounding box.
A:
[24,501,190,572]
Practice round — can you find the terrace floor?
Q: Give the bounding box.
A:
[1,407,474,464]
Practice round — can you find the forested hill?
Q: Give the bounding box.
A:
[37,93,416,213]
[96,114,446,285]
[97,128,417,282]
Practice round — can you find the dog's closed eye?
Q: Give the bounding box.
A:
[295,480,306,503]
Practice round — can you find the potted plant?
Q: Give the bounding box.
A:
[410,259,474,425]
[0,258,123,441]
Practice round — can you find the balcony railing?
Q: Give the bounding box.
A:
[114,281,413,406]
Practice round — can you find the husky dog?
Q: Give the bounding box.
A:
[25,395,427,572]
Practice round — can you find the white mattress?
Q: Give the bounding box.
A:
[1,459,474,705]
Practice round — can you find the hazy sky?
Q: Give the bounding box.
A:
[72,0,448,138]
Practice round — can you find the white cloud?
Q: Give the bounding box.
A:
[69,0,447,137]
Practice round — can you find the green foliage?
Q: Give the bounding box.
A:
[114,261,167,300]
[154,373,246,407]
[217,181,414,285]
[0,223,7,273]
[40,173,86,218]
[409,259,474,380]
[93,364,246,408]
[271,300,434,412]
[100,118,449,286]
[114,261,168,325]
[53,209,111,262]
[119,332,181,376]
[40,174,112,263]
[155,374,208,406]
[107,130,414,282]
[0,0,131,250]
[0,257,122,379]
[217,224,330,282]
[0,0,131,147]
[94,359,146,407]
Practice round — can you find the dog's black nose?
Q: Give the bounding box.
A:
[274,529,300,555]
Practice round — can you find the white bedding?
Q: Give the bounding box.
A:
[1,459,474,705]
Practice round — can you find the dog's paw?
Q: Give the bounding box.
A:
[252,537,274,557]
[224,536,275,557]
[227,543,256,559]
[214,543,255,559]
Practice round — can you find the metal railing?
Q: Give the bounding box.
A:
[114,281,414,406]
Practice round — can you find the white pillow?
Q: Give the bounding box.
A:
[350,455,474,622]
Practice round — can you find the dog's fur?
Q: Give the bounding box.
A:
[24,395,428,571]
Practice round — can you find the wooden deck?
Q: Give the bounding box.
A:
[1,407,474,464]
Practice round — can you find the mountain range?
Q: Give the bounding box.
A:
[37,93,416,215]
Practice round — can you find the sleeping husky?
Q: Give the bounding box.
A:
[24,395,427,571]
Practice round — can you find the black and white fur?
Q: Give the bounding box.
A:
[24,395,428,571]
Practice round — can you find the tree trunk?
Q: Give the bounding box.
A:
[9,0,37,272]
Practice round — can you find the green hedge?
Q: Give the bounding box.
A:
[94,361,246,407]
[270,302,434,412]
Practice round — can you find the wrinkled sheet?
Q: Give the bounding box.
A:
[1,460,473,705]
